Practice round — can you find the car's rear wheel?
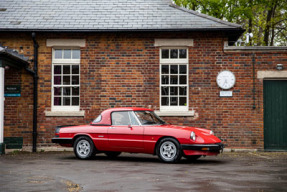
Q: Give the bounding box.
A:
[74,136,95,160]
[105,152,121,158]
[157,138,182,163]
[185,155,202,161]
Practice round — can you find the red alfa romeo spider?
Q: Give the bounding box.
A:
[52,107,223,163]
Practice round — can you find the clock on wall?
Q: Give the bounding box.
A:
[216,70,236,90]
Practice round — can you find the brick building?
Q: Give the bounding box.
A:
[0,0,286,152]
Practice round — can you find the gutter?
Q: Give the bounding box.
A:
[31,32,39,152]
[0,28,245,33]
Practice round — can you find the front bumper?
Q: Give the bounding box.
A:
[181,143,224,152]
[51,138,73,144]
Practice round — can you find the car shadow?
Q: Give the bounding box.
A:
[60,154,226,165]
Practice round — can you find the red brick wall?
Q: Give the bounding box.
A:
[1,32,286,149]
[4,67,34,144]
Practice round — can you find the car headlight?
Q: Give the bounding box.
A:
[190,131,196,141]
[210,130,214,135]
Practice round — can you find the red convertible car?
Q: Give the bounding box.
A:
[52,107,223,163]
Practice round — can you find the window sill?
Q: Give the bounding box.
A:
[45,111,85,117]
[154,110,195,117]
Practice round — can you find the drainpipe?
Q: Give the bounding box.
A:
[32,32,39,152]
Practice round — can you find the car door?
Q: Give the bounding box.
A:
[108,111,144,152]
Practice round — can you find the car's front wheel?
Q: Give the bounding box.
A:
[74,136,95,160]
[157,138,182,163]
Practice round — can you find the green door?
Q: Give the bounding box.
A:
[264,80,287,150]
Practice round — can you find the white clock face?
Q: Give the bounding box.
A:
[216,70,236,89]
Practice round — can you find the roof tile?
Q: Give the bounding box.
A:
[0,0,242,31]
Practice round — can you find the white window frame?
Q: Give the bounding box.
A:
[51,48,81,112]
[159,47,189,112]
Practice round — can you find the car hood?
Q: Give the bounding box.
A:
[157,124,221,144]
[158,124,206,132]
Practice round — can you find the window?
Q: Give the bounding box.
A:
[52,48,80,111]
[160,48,188,111]
[111,111,140,126]
[134,111,165,125]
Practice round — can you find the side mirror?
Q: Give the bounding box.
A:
[128,125,132,129]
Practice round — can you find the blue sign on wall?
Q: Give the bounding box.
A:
[4,85,21,97]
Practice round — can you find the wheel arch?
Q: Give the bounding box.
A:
[72,134,95,147]
[153,136,180,155]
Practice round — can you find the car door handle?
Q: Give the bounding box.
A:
[109,127,115,129]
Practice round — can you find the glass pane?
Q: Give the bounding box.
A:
[161,65,169,74]
[54,76,61,85]
[72,97,79,106]
[180,65,187,74]
[112,112,130,125]
[161,49,169,59]
[161,97,169,106]
[170,49,178,59]
[170,75,178,84]
[170,87,178,95]
[170,65,178,74]
[54,65,61,74]
[54,87,61,96]
[72,87,79,96]
[63,76,70,85]
[63,97,70,106]
[72,76,79,85]
[161,75,169,84]
[179,87,187,95]
[170,97,178,106]
[179,49,187,58]
[180,75,187,84]
[63,65,70,74]
[63,87,71,96]
[64,49,71,59]
[161,87,169,95]
[179,97,187,106]
[129,112,139,125]
[72,65,79,74]
[54,97,61,106]
[72,49,80,59]
[54,49,62,59]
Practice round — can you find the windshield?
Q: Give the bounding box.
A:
[134,111,165,125]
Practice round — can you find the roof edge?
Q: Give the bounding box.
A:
[0,28,245,33]
[169,4,243,29]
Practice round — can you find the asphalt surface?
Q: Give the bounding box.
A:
[0,151,286,192]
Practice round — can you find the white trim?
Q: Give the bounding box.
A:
[53,59,80,64]
[52,106,80,112]
[155,110,195,117]
[257,71,287,79]
[47,39,86,47]
[45,110,85,117]
[154,39,193,47]
[51,48,80,112]
[160,106,189,112]
[0,67,4,144]
[159,48,189,112]
[160,59,188,64]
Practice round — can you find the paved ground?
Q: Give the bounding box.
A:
[0,151,286,192]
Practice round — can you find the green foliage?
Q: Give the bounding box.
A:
[173,0,287,46]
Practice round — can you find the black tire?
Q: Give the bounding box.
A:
[105,152,121,158]
[156,138,182,163]
[185,155,202,161]
[74,136,96,160]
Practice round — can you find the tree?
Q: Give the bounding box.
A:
[173,0,287,46]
